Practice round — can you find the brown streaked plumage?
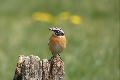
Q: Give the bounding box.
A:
[48,27,66,57]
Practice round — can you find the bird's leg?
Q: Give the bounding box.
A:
[57,54,63,61]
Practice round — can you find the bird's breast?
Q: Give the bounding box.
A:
[48,35,66,54]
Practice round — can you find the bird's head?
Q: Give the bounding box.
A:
[49,27,65,36]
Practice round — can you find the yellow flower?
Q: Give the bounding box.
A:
[70,15,81,25]
[32,12,53,22]
[58,12,70,20]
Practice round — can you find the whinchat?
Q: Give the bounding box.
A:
[48,27,66,57]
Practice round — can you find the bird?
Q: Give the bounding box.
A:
[48,27,66,58]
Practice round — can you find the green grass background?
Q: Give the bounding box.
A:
[0,0,119,80]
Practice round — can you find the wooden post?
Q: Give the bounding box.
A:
[13,55,64,80]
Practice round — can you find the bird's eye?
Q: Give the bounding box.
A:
[57,30,60,33]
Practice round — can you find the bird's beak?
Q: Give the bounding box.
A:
[49,28,53,31]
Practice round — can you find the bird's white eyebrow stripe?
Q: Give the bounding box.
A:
[50,27,65,34]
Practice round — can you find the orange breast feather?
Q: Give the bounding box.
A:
[48,34,66,56]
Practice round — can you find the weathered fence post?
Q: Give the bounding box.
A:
[13,55,64,80]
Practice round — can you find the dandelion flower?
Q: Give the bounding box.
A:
[32,12,53,23]
[58,12,70,20]
[70,15,81,25]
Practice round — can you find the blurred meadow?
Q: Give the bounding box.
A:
[0,0,119,80]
